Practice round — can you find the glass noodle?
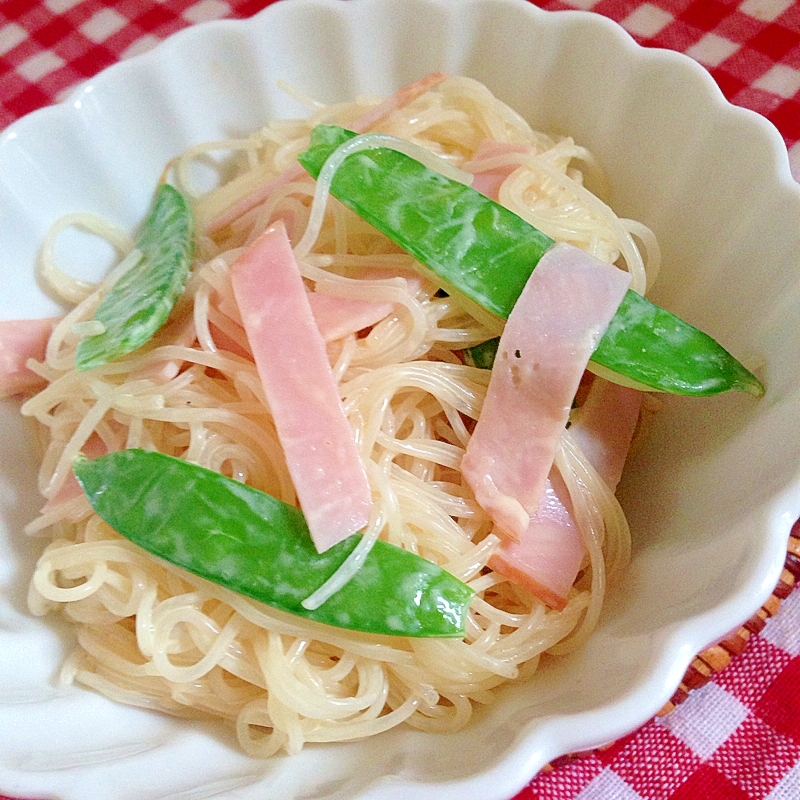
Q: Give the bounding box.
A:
[23,76,654,756]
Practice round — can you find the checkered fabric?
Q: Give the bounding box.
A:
[536,0,800,180]
[522,587,800,799]
[0,2,798,800]
[0,0,268,130]
[0,0,798,180]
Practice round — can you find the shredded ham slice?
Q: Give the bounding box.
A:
[0,317,60,399]
[489,378,642,610]
[206,164,308,236]
[307,269,421,342]
[465,139,532,200]
[346,71,447,133]
[207,321,251,359]
[462,141,642,608]
[44,434,108,512]
[569,378,643,492]
[307,293,394,343]
[462,242,631,541]
[206,72,448,235]
[489,473,583,610]
[230,221,372,553]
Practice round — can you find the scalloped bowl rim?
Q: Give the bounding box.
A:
[0,1,799,798]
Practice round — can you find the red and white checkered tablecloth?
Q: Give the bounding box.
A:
[522,571,800,800]
[0,2,798,799]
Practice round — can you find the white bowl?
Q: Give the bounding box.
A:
[1,1,799,798]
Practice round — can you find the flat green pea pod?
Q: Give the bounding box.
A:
[463,338,500,371]
[466,293,762,396]
[75,184,194,371]
[298,125,763,397]
[73,449,474,638]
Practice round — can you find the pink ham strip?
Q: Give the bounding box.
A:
[463,141,642,608]
[569,379,643,492]
[466,145,591,606]
[207,321,251,359]
[307,268,421,342]
[345,71,447,133]
[489,378,642,610]
[0,317,60,399]
[42,434,107,513]
[206,164,308,236]
[230,220,372,553]
[307,293,394,343]
[489,473,583,611]
[205,73,448,235]
[461,242,632,541]
[464,139,532,201]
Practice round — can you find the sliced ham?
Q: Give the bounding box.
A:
[205,163,309,236]
[465,139,531,201]
[45,434,108,512]
[489,473,583,610]
[0,317,60,399]
[230,220,372,553]
[205,73,448,235]
[488,377,642,610]
[346,72,447,134]
[307,292,394,342]
[461,242,631,541]
[568,378,643,492]
[307,269,421,342]
[462,141,642,608]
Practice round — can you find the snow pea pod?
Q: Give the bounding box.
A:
[466,291,762,396]
[73,449,474,638]
[75,184,194,371]
[298,125,762,397]
[463,337,500,371]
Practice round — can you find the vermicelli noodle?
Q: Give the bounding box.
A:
[22,76,653,756]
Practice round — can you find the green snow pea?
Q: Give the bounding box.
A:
[466,291,763,396]
[73,449,474,638]
[298,125,763,397]
[75,184,194,371]
[463,338,500,371]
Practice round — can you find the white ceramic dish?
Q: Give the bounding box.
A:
[1,0,799,798]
